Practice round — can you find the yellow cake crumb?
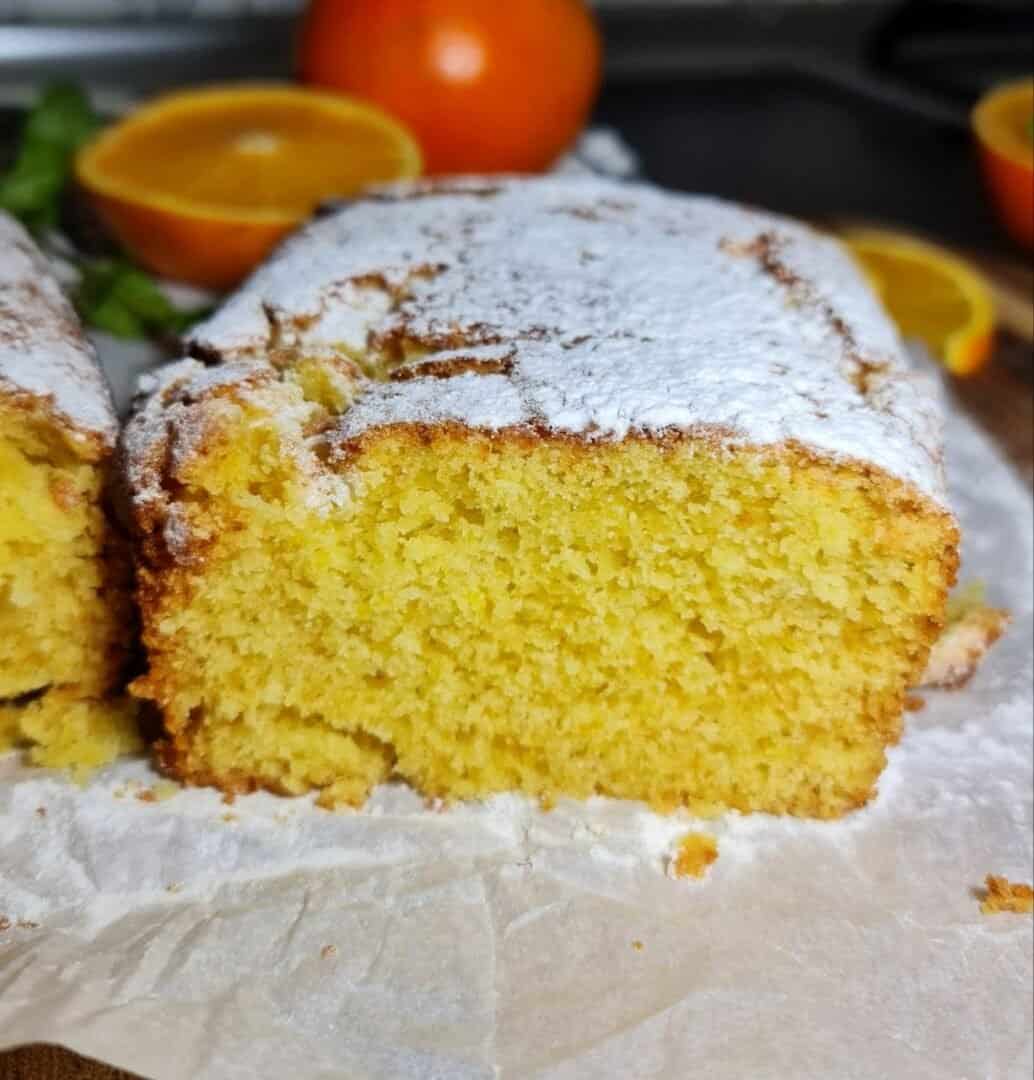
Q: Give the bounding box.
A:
[0,404,132,713]
[134,408,956,818]
[669,832,719,879]
[12,691,143,780]
[980,876,1034,915]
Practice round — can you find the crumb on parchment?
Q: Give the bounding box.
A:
[980,876,1034,915]
[904,694,926,712]
[631,940,644,952]
[0,916,39,931]
[921,583,1011,690]
[668,832,719,880]
[321,944,338,959]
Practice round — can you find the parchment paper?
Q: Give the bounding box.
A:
[2,271,1031,1078]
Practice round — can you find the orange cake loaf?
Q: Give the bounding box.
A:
[123,177,959,816]
[0,212,136,765]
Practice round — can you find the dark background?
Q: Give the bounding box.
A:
[2,0,1033,251]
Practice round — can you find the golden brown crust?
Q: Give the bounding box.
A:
[0,212,118,456]
[0,387,109,464]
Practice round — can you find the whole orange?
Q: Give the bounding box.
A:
[972,79,1034,251]
[297,0,602,175]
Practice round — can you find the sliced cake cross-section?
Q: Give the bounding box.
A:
[0,212,136,765]
[124,177,959,816]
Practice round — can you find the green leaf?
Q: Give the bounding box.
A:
[111,266,181,322]
[22,83,100,152]
[0,136,67,217]
[3,84,214,341]
[74,257,211,339]
[86,296,147,339]
[0,82,101,228]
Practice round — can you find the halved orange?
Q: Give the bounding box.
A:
[76,84,423,289]
[972,79,1034,251]
[843,229,996,377]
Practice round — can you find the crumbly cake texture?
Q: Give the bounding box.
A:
[124,177,959,817]
[1,691,143,778]
[0,212,133,762]
[980,876,1034,915]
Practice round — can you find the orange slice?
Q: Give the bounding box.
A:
[972,78,1034,251]
[843,229,996,377]
[76,83,423,289]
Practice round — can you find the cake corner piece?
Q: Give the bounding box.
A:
[0,211,133,763]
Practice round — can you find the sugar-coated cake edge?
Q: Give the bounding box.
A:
[0,212,118,457]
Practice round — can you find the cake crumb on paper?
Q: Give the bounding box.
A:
[980,876,1034,915]
[35,806,46,818]
[135,779,181,804]
[921,584,1010,690]
[631,940,644,952]
[668,832,719,879]
[321,944,338,960]
[0,916,10,932]
[904,694,926,712]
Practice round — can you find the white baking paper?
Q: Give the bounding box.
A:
[2,367,1032,1076]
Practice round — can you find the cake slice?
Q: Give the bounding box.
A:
[123,178,958,816]
[0,212,135,762]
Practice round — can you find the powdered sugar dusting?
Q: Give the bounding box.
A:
[0,212,116,449]
[187,177,948,505]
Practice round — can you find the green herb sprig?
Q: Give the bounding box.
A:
[1,84,210,339]
[0,83,99,231]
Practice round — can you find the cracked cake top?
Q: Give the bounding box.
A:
[0,212,117,456]
[134,176,950,506]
